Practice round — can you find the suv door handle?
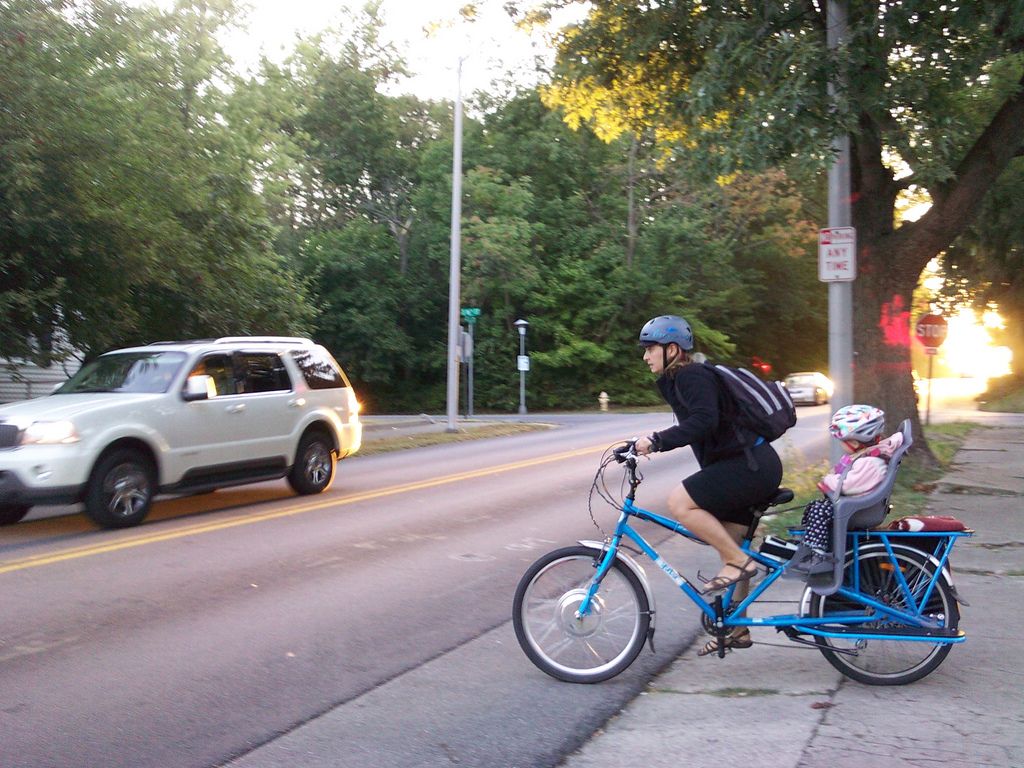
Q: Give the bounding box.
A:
[226,403,246,414]
[288,398,306,408]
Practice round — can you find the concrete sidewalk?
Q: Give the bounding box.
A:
[561,422,1024,768]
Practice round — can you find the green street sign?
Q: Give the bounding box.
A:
[461,307,481,324]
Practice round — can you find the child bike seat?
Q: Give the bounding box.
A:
[809,418,914,596]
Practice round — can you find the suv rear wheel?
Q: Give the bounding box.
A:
[85,449,156,529]
[0,504,31,525]
[288,430,336,495]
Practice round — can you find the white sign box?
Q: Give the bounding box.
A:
[818,227,857,282]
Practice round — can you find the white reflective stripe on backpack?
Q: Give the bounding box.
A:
[738,367,786,411]
[716,365,776,414]
[774,381,795,410]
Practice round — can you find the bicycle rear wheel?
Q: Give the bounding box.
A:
[513,545,650,683]
[804,545,959,685]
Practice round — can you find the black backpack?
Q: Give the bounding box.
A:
[704,363,797,442]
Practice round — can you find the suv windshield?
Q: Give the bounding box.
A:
[56,352,187,394]
[786,374,817,387]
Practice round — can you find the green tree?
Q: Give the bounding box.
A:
[534,0,1024,457]
[269,12,461,412]
[292,11,448,274]
[461,167,541,319]
[295,222,413,411]
[715,169,826,376]
[462,90,827,410]
[0,0,312,363]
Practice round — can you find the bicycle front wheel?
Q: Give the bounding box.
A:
[804,545,959,685]
[513,545,650,683]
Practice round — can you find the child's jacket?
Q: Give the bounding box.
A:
[817,432,904,497]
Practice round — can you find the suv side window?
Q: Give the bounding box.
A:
[188,353,236,397]
[235,352,291,394]
[290,347,349,390]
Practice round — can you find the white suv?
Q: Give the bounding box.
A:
[0,337,361,528]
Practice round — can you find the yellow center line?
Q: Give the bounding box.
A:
[0,442,610,575]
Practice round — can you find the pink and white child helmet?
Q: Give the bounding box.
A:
[829,404,886,444]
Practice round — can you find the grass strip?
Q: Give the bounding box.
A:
[358,422,553,455]
[977,374,1024,413]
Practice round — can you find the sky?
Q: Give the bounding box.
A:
[212,0,583,101]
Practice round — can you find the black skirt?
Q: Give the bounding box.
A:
[682,441,783,525]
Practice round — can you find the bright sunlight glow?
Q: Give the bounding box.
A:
[930,306,1013,379]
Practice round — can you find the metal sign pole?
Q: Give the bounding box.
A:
[514,319,528,415]
[463,327,469,420]
[915,313,947,427]
[460,308,480,419]
[518,331,526,415]
[926,352,934,426]
[468,322,475,418]
[826,0,853,465]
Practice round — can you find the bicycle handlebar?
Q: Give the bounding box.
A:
[612,441,638,465]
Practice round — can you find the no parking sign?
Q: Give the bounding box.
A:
[818,227,856,281]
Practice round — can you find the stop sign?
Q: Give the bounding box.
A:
[915,313,948,348]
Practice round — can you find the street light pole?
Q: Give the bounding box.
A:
[445,57,465,433]
[514,318,528,415]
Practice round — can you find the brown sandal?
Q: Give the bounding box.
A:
[697,629,753,657]
[698,558,759,595]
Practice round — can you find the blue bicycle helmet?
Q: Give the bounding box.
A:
[638,315,694,351]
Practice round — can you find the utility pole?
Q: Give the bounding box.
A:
[827,0,854,463]
[445,57,465,433]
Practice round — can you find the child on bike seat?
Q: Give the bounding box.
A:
[789,404,904,576]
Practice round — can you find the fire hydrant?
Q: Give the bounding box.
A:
[598,391,610,412]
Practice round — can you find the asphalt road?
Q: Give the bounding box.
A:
[0,410,830,768]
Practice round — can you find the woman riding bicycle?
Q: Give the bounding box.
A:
[633,315,783,596]
[514,338,965,680]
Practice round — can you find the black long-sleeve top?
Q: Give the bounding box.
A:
[653,363,755,467]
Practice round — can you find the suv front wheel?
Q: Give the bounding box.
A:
[288,430,336,495]
[85,449,156,529]
[0,504,31,525]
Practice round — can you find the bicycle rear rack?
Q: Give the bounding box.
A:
[785,623,965,645]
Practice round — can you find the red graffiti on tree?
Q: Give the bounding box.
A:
[879,295,911,347]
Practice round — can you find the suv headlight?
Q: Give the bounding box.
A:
[21,420,80,445]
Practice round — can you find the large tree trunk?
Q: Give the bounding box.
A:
[849,114,933,461]
[850,70,1024,465]
[853,245,933,463]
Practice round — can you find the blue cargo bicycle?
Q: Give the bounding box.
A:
[512,420,970,686]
